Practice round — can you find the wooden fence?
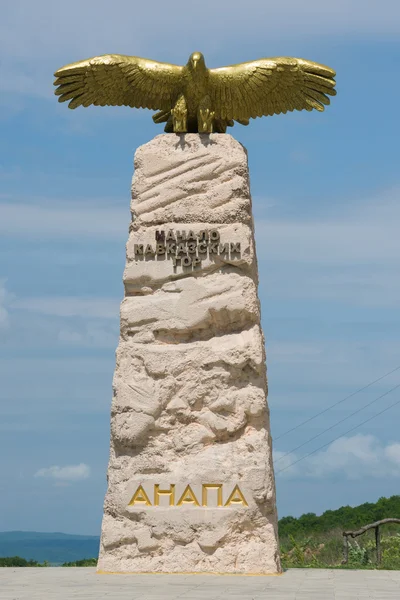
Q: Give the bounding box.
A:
[342,518,400,565]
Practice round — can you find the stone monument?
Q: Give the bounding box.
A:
[54,49,336,574]
[98,133,280,573]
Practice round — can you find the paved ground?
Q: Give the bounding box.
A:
[1,567,400,599]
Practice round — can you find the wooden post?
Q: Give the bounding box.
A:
[342,534,349,564]
[375,526,381,565]
[342,519,399,566]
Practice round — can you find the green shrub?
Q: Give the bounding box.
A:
[62,558,98,567]
[0,556,47,567]
[348,540,371,566]
[381,534,400,569]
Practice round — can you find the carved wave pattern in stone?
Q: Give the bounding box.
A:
[132,134,252,225]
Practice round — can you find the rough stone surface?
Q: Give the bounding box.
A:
[98,133,281,574]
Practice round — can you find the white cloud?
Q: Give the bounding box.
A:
[266,339,400,414]
[274,434,400,479]
[0,357,113,415]
[0,281,10,328]
[255,188,400,307]
[1,0,399,99]
[0,200,128,239]
[34,463,90,481]
[385,443,400,464]
[12,296,120,319]
[0,288,119,350]
[58,323,118,347]
[255,188,400,264]
[260,265,400,309]
[268,341,325,363]
[2,0,399,59]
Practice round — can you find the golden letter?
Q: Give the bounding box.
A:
[128,484,152,506]
[154,484,175,506]
[177,484,200,507]
[202,484,223,507]
[224,485,248,507]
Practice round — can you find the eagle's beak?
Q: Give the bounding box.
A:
[193,59,198,69]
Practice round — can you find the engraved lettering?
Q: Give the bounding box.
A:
[230,242,241,254]
[154,484,175,506]
[197,230,209,241]
[134,231,241,271]
[176,242,187,256]
[224,485,248,507]
[202,483,223,507]
[176,230,186,241]
[128,485,152,506]
[192,257,202,268]
[198,242,208,254]
[177,484,200,506]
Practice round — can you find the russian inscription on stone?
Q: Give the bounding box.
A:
[127,483,249,508]
[133,229,241,271]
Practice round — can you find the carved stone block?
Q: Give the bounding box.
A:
[97,134,281,574]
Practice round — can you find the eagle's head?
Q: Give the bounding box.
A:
[188,52,206,72]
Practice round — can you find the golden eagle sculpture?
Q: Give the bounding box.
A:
[54,52,336,133]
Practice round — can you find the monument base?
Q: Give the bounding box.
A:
[97,134,281,574]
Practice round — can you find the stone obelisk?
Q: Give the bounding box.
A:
[97,134,281,574]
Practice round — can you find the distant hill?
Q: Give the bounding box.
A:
[278,495,400,540]
[0,531,100,565]
[278,495,400,569]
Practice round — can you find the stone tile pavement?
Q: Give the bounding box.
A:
[1,567,400,599]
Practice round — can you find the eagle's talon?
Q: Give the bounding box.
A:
[171,94,188,132]
[171,109,187,133]
[198,107,215,133]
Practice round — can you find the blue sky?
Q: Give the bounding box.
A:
[1,0,400,535]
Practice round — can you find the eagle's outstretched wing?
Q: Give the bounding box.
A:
[54,54,183,111]
[208,57,336,121]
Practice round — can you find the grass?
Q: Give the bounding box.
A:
[280,531,400,569]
